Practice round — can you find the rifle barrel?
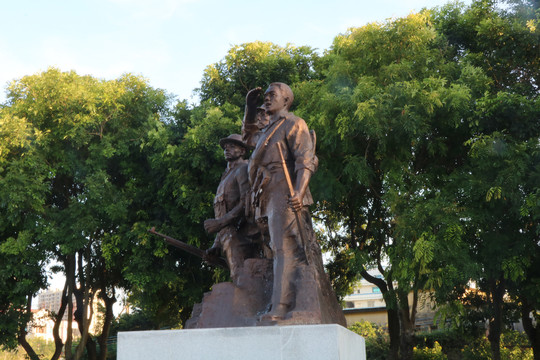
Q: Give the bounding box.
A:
[148,228,228,268]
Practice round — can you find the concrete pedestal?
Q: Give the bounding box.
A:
[118,324,365,360]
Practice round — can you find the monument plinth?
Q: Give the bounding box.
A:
[118,324,366,360]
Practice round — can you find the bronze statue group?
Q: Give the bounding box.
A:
[201,83,345,326]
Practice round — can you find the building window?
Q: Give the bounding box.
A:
[372,287,381,293]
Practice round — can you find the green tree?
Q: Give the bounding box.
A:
[0,110,48,359]
[432,1,540,359]
[295,10,480,359]
[0,68,172,360]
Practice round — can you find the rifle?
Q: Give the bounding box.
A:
[276,142,311,264]
[148,227,228,268]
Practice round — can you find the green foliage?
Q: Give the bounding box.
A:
[0,68,192,356]
[298,2,539,359]
[411,329,533,360]
[297,9,482,358]
[348,321,390,360]
[434,299,488,339]
[0,337,56,360]
[109,310,157,334]
[461,331,534,360]
[198,41,321,107]
[415,328,477,358]
[349,323,534,360]
[430,2,540,357]
[349,320,387,338]
[413,341,448,360]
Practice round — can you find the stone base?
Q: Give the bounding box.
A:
[118,324,365,360]
[186,257,347,328]
[186,258,273,328]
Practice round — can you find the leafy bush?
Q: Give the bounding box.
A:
[461,330,533,360]
[461,337,493,360]
[413,341,448,360]
[415,328,477,358]
[500,330,533,360]
[348,321,390,360]
[415,329,472,350]
[109,310,157,336]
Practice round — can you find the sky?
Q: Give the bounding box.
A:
[0,0,470,106]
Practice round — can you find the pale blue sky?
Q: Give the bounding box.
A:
[1,0,468,105]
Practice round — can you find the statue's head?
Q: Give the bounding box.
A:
[219,134,247,161]
[265,82,294,113]
[256,104,270,128]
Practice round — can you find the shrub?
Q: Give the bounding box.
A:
[413,341,448,360]
[415,328,476,358]
[461,330,533,360]
[348,321,390,360]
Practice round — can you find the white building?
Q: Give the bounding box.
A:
[28,288,98,342]
[29,308,80,342]
[342,269,436,331]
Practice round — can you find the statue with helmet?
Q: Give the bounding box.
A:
[203,133,261,283]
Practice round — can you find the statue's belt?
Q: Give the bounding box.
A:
[250,162,292,193]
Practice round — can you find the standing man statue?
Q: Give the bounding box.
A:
[186,85,345,328]
[204,134,257,283]
[243,83,319,321]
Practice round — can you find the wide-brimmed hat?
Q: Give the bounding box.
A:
[219,134,248,149]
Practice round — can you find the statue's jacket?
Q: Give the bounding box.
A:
[212,158,252,247]
[244,112,317,221]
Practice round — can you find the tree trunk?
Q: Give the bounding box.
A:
[387,306,401,360]
[521,299,540,360]
[51,259,71,360]
[18,335,40,360]
[399,326,414,360]
[398,291,415,360]
[65,254,75,360]
[72,253,97,360]
[360,269,400,360]
[487,278,504,360]
[18,296,39,360]
[97,288,117,360]
[74,287,93,360]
